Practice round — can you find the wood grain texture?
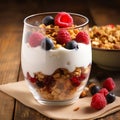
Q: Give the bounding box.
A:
[0,27,21,119]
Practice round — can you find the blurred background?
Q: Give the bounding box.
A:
[0,0,120,29]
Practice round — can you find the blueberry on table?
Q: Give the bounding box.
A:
[65,40,78,50]
[42,16,54,25]
[41,37,54,50]
[90,85,100,95]
[106,93,116,103]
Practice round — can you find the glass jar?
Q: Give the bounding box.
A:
[21,12,92,105]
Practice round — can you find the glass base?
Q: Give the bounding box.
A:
[36,97,79,106]
[25,80,81,106]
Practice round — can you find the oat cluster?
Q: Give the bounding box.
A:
[39,24,80,48]
[90,25,120,50]
[34,66,90,100]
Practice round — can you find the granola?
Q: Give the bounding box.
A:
[27,65,91,100]
[89,25,120,50]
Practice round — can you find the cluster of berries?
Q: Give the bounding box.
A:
[70,74,86,87]
[27,69,87,90]
[27,72,56,92]
[27,12,90,50]
[90,77,116,110]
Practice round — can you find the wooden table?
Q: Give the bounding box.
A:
[0,0,120,119]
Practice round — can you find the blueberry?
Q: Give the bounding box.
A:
[42,16,54,25]
[90,85,100,95]
[106,93,116,103]
[41,37,54,50]
[36,80,44,88]
[65,40,78,50]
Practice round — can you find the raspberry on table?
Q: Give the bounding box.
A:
[103,77,116,91]
[91,93,107,110]
[99,88,109,96]
[56,29,71,45]
[28,32,44,47]
[76,31,90,44]
[54,12,73,28]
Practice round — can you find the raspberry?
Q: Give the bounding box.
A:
[91,93,107,110]
[26,72,36,83]
[54,12,73,27]
[76,31,90,44]
[78,73,86,81]
[107,24,114,28]
[29,32,44,47]
[70,76,81,87]
[56,29,71,45]
[99,88,109,96]
[103,77,116,91]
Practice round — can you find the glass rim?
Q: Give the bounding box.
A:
[24,12,89,29]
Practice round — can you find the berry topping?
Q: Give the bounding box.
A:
[41,37,54,50]
[91,93,107,110]
[103,77,116,91]
[90,85,100,95]
[26,72,36,83]
[28,32,44,47]
[42,16,54,25]
[65,40,78,49]
[56,29,71,45]
[54,12,73,27]
[70,76,81,87]
[106,92,116,104]
[76,31,90,44]
[99,88,109,96]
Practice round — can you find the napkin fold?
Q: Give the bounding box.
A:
[0,81,120,120]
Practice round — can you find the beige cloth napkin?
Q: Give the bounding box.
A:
[0,81,120,120]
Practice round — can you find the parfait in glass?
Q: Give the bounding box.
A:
[21,12,92,105]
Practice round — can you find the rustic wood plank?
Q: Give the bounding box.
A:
[0,92,15,120]
[14,101,51,120]
[0,26,22,120]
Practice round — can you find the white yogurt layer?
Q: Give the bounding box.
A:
[21,42,92,76]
